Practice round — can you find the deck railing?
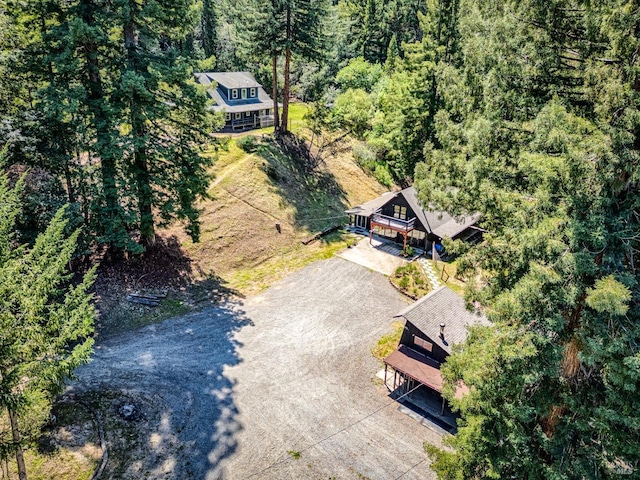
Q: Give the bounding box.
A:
[371,210,416,232]
[231,117,259,128]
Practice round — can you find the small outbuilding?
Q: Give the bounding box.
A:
[345,186,482,250]
[383,286,490,410]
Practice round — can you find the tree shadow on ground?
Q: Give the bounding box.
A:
[255,135,349,234]
[63,295,252,479]
[90,234,243,339]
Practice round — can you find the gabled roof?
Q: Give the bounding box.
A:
[344,191,396,216]
[193,71,275,113]
[394,286,490,355]
[196,71,261,89]
[345,186,481,239]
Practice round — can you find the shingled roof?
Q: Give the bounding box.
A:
[193,71,275,113]
[394,286,490,355]
[345,186,480,240]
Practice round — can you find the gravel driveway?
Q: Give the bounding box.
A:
[71,257,441,479]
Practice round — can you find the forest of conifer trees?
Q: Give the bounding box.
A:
[1,0,640,478]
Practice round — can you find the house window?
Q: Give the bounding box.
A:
[231,89,238,99]
[414,336,433,352]
[235,112,241,120]
[241,88,247,99]
[246,111,251,117]
[393,205,407,220]
[250,87,256,97]
[225,113,231,121]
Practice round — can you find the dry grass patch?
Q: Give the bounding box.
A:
[96,103,389,333]
[372,321,404,360]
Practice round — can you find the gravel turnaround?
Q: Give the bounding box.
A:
[71,257,442,479]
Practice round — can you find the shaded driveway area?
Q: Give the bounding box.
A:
[71,257,441,479]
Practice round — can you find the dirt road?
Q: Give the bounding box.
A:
[70,257,442,479]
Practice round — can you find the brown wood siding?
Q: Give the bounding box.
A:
[400,321,448,364]
[379,196,427,234]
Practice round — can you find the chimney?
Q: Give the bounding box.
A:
[440,323,445,339]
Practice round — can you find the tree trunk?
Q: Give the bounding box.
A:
[272,56,280,131]
[9,410,27,480]
[280,4,292,134]
[281,47,291,134]
[125,7,155,248]
[80,0,122,250]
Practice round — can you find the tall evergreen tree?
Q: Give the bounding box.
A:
[116,0,216,247]
[417,1,640,477]
[242,0,285,131]
[14,0,219,253]
[0,173,96,480]
[200,0,218,59]
[279,0,328,133]
[243,0,326,134]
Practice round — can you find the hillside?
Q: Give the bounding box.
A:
[94,104,387,336]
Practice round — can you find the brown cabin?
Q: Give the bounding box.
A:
[345,186,482,250]
[384,286,491,402]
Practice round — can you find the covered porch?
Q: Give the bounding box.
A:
[369,209,417,250]
[383,345,468,429]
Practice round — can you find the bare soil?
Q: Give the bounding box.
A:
[69,258,442,479]
[93,133,386,338]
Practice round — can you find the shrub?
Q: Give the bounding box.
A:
[236,135,258,152]
[352,142,394,188]
[373,164,393,187]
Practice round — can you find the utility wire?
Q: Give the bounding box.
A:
[246,383,424,479]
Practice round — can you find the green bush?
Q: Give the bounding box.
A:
[236,135,258,152]
[373,164,393,187]
[352,142,394,188]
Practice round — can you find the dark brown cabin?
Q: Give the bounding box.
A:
[383,286,491,403]
[345,186,482,250]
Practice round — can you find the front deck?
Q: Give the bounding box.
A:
[370,210,417,249]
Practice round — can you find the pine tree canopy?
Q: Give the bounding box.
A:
[416,1,640,478]
[0,171,96,475]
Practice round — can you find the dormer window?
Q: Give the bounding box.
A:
[250,88,256,97]
[231,89,238,99]
[241,88,247,99]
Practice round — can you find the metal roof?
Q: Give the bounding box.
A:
[394,286,491,355]
[384,345,470,398]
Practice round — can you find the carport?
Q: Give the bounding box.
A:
[383,345,468,416]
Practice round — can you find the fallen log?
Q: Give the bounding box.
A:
[301,224,342,245]
[126,293,162,307]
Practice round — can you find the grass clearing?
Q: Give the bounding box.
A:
[432,260,466,295]
[96,102,388,334]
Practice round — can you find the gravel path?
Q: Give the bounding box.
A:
[71,257,442,479]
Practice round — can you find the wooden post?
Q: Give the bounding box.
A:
[384,364,388,390]
[369,227,373,245]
